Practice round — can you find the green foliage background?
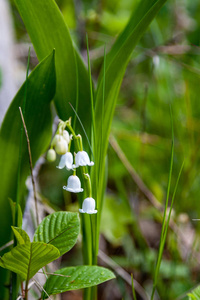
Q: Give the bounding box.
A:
[1,0,200,299]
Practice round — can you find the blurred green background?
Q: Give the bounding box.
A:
[4,0,200,299]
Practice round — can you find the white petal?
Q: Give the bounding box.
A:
[64,186,83,193]
[64,152,73,170]
[63,175,83,193]
[75,151,94,168]
[63,130,70,144]
[57,152,73,170]
[57,155,66,169]
[79,197,97,214]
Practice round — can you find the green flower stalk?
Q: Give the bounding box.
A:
[47,118,97,278]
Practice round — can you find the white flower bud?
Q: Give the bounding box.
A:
[52,134,61,147]
[46,149,56,162]
[54,136,68,155]
[63,130,70,144]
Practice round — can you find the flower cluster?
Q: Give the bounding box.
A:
[47,118,97,215]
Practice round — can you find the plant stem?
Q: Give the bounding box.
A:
[25,280,29,300]
[19,107,39,226]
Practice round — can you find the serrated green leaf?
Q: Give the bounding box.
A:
[0,242,60,281]
[11,227,30,245]
[42,266,115,298]
[188,285,200,300]
[34,212,80,256]
[14,0,91,131]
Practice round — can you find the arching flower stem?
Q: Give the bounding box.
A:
[58,118,96,271]
[64,118,76,137]
[62,119,93,198]
[80,165,90,197]
[84,173,92,198]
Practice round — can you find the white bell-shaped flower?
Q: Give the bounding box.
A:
[57,152,73,170]
[63,175,83,193]
[79,197,97,214]
[63,130,70,144]
[74,151,94,168]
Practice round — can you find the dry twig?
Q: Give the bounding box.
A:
[19,106,39,226]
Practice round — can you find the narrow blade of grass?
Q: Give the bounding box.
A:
[131,274,137,300]
[151,156,184,299]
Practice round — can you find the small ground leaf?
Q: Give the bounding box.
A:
[42,265,115,298]
[0,242,60,281]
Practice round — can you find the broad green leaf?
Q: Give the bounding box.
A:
[14,0,91,130]
[0,242,60,281]
[11,227,30,245]
[9,199,23,228]
[92,0,168,255]
[42,266,115,298]
[95,0,168,162]
[0,51,56,296]
[0,50,55,242]
[34,212,80,256]
[187,285,200,300]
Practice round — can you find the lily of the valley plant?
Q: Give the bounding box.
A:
[47,118,97,214]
